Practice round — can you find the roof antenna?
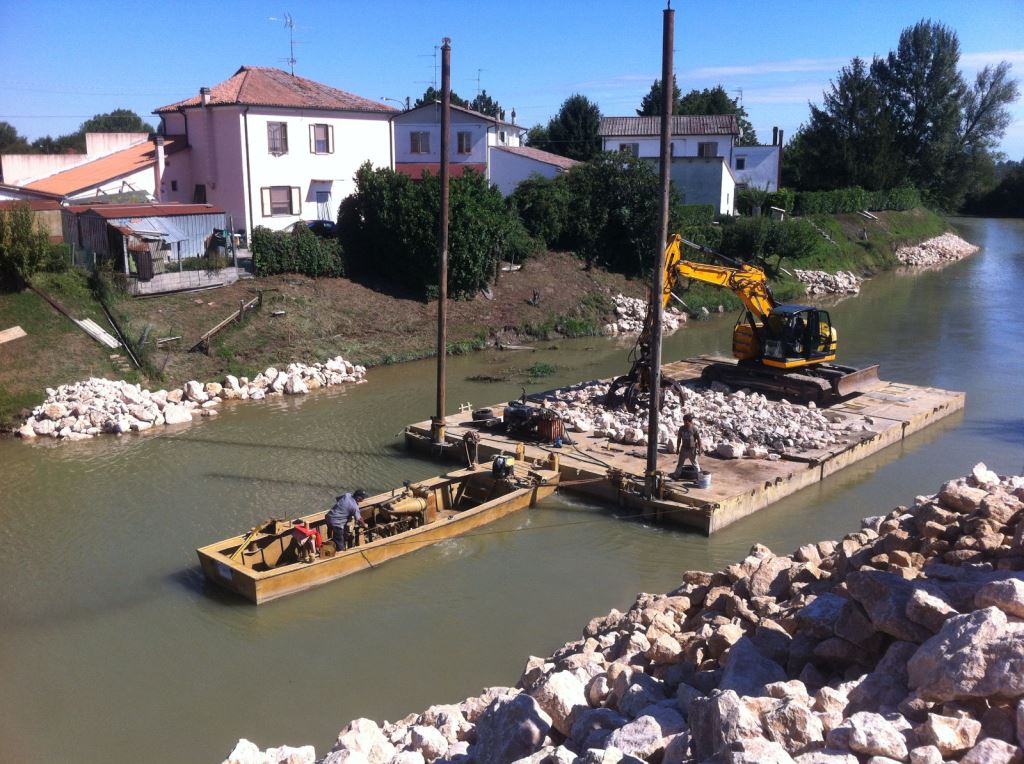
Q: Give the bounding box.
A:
[281,13,297,75]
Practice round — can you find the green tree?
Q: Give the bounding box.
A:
[0,121,31,158]
[525,124,551,149]
[81,109,154,134]
[870,20,966,204]
[508,174,571,246]
[414,86,469,109]
[678,85,758,146]
[469,89,501,117]
[784,58,905,191]
[0,202,48,290]
[543,94,602,161]
[637,76,683,116]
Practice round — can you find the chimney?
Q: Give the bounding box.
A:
[511,108,517,125]
[153,134,165,202]
[772,126,779,146]
[777,129,784,190]
[200,87,211,107]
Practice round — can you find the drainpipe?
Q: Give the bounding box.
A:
[180,107,190,147]
[243,107,254,245]
[777,129,784,191]
[153,134,165,202]
[388,113,394,171]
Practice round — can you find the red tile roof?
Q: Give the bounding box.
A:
[0,183,66,201]
[66,202,224,218]
[395,102,522,130]
[0,199,62,211]
[155,66,396,114]
[492,146,579,170]
[599,115,739,137]
[24,137,186,196]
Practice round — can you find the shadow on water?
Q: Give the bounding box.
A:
[177,435,419,457]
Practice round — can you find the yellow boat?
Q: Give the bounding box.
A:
[196,464,559,604]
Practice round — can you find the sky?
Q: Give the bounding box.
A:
[1,0,1023,158]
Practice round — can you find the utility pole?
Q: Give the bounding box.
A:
[645,2,674,497]
[432,37,452,445]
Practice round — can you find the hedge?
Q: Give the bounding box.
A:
[251,225,344,277]
[793,186,921,216]
[672,204,716,227]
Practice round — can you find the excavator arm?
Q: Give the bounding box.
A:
[661,234,776,319]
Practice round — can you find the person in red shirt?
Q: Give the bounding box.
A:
[291,519,322,564]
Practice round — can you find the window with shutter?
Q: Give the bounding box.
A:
[618,143,639,157]
[410,131,430,154]
[457,131,472,154]
[268,122,289,154]
[311,124,331,154]
[262,186,294,216]
[698,142,717,158]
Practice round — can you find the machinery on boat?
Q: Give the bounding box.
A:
[606,234,879,407]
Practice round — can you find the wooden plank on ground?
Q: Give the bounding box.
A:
[0,325,27,345]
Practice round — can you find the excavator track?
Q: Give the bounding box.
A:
[699,361,879,404]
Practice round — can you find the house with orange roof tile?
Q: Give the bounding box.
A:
[154,66,396,243]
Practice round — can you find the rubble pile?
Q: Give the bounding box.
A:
[896,234,980,267]
[226,464,1024,763]
[16,356,366,442]
[794,269,863,296]
[547,380,858,457]
[604,295,687,336]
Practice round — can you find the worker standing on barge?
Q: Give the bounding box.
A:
[672,413,703,479]
[327,489,369,550]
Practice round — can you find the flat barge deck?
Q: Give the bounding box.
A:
[405,357,965,534]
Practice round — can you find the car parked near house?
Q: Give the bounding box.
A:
[287,219,337,237]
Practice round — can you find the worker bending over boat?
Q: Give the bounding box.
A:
[291,519,322,563]
[326,489,369,551]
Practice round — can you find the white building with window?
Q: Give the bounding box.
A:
[598,115,770,215]
[154,66,395,241]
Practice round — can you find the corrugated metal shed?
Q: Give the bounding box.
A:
[598,115,739,137]
[63,204,227,264]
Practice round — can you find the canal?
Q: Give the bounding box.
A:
[0,217,1021,762]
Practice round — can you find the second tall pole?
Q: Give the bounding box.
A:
[433,37,452,444]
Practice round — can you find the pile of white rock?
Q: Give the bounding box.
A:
[794,269,863,296]
[896,233,980,267]
[604,295,687,336]
[16,356,366,442]
[224,465,1024,764]
[547,379,862,457]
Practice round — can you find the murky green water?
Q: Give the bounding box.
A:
[1,218,1020,762]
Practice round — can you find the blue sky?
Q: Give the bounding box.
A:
[2,0,1022,158]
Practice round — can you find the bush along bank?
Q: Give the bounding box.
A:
[224,464,1024,764]
[16,356,365,442]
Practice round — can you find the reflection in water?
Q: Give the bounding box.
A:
[0,218,1022,763]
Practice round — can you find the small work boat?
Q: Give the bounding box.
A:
[197,462,559,604]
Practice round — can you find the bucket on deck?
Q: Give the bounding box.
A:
[697,471,712,489]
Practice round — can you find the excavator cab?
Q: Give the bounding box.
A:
[757,306,837,368]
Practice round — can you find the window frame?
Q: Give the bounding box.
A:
[697,141,718,158]
[309,123,334,155]
[735,156,747,170]
[456,130,473,155]
[267,122,289,155]
[410,131,431,155]
[260,186,301,217]
[618,143,640,157]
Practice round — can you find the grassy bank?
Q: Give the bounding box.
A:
[0,208,951,429]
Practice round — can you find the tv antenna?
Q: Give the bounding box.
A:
[734,87,743,106]
[269,13,298,75]
[474,68,485,97]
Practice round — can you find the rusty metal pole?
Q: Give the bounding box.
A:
[645,3,674,497]
[432,37,452,445]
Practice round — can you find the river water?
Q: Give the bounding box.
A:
[1,218,1021,762]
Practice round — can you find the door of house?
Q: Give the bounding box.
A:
[316,191,332,221]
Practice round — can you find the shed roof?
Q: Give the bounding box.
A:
[492,145,579,170]
[24,137,186,196]
[155,66,396,114]
[0,198,62,211]
[67,202,224,218]
[393,102,522,130]
[599,115,739,137]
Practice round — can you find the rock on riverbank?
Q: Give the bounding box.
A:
[794,269,863,296]
[604,295,687,336]
[224,463,1024,763]
[896,233,980,267]
[549,379,854,457]
[16,356,366,442]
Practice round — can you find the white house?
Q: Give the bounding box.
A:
[0,132,178,201]
[598,115,782,214]
[489,146,579,195]
[154,66,396,241]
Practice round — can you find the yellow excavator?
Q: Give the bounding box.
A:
[606,234,879,406]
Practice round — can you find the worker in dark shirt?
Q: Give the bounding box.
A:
[326,489,368,550]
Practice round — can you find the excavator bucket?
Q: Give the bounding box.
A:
[832,365,881,398]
